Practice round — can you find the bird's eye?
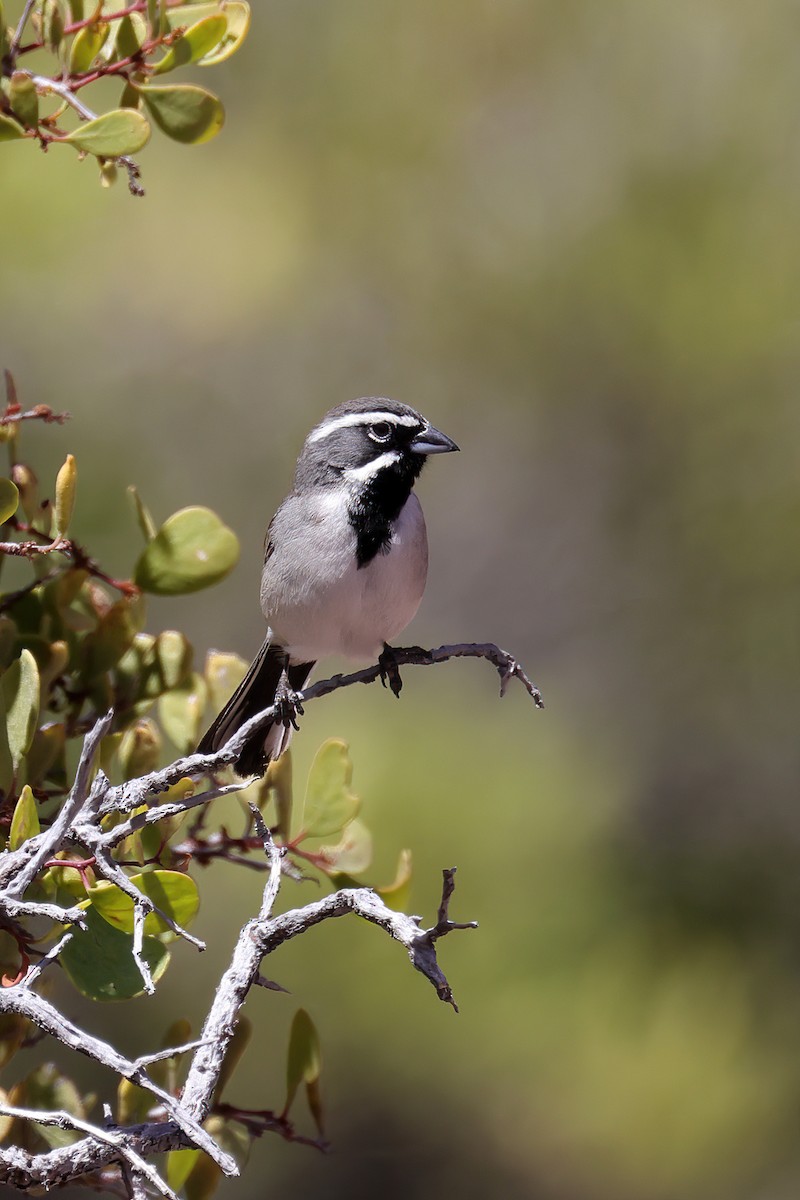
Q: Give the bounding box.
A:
[369,421,393,442]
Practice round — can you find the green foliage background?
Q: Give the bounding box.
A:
[3,2,800,1198]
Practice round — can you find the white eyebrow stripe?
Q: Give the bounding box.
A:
[343,450,401,481]
[308,411,420,443]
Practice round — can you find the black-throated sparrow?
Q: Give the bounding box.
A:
[198,397,459,776]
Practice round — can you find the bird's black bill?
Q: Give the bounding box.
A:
[410,424,459,455]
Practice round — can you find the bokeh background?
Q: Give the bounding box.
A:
[3,1,800,1198]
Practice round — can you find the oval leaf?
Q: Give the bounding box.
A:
[88,869,200,936]
[2,649,40,771]
[0,477,19,524]
[153,13,227,74]
[284,1008,321,1116]
[134,506,239,595]
[64,108,151,156]
[198,2,250,65]
[0,113,24,141]
[302,739,360,838]
[9,785,40,850]
[9,73,39,129]
[318,817,373,876]
[54,453,77,537]
[68,20,109,73]
[136,83,224,144]
[159,674,208,754]
[61,904,170,1000]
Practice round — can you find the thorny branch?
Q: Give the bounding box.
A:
[0,642,540,1194]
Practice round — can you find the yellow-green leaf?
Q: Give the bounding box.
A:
[88,869,200,936]
[318,817,372,876]
[118,718,161,779]
[0,477,19,524]
[159,672,208,753]
[167,1147,201,1193]
[134,506,239,595]
[53,453,76,537]
[153,13,227,74]
[284,1008,321,1118]
[136,83,224,145]
[9,785,39,850]
[2,650,40,772]
[61,904,170,1000]
[127,484,156,540]
[9,73,38,129]
[301,739,359,838]
[205,649,247,713]
[0,113,24,142]
[197,2,250,65]
[264,748,292,835]
[68,20,109,73]
[63,108,151,156]
[377,848,413,911]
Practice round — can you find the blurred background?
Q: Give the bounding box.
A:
[3,1,800,1197]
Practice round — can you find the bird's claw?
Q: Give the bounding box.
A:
[378,644,403,698]
[275,673,304,730]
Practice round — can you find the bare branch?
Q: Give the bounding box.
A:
[0,1104,177,1200]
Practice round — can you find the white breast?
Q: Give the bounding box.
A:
[261,491,429,663]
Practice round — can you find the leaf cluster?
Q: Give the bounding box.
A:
[0,379,418,1196]
[0,1,250,193]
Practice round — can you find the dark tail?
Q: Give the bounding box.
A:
[197,639,314,778]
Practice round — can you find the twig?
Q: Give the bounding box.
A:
[8,0,37,58]
[0,1104,177,1200]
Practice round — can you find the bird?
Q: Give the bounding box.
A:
[197,396,459,777]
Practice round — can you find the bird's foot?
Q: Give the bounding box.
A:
[274,670,305,731]
[378,643,404,698]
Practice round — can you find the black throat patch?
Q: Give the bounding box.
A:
[349,455,424,568]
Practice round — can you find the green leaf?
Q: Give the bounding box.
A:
[159,672,208,753]
[24,1063,85,1149]
[134,506,239,595]
[2,650,40,772]
[112,12,147,59]
[88,869,200,936]
[167,1147,201,1193]
[197,2,250,65]
[284,1008,322,1119]
[25,722,65,788]
[9,73,38,130]
[9,785,39,850]
[53,453,77,538]
[44,0,65,52]
[318,817,372,875]
[68,20,109,73]
[301,739,359,838]
[127,484,156,541]
[0,113,24,141]
[377,848,413,911]
[264,748,292,836]
[164,3,250,66]
[117,1076,154,1125]
[204,649,247,712]
[153,13,227,74]
[61,904,170,1000]
[118,718,161,779]
[136,83,224,145]
[0,477,19,524]
[63,108,151,157]
[82,595,144,678]
[155,630,192,690]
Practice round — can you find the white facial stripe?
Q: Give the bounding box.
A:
[343,450,401,482]
[308,411,420,443]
